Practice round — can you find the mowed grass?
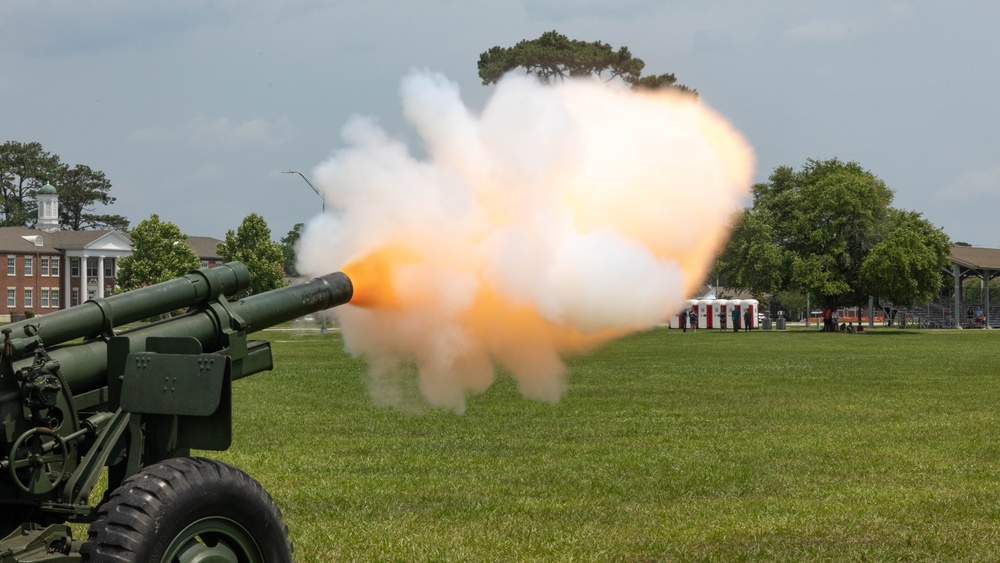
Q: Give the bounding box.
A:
[208,327,1000,561]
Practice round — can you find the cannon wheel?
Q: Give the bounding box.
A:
[80,457,292,563]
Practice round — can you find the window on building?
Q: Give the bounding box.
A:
[41,257,49,276]
[7,257,15,276]
[51,289,59,308]
[23,257,32,277]
[86,258,98,278]
[23,288,32,309]
[71,258,80,277]
[104,260,113,278]
[6,288,14,308]
[51,258,60,277]
[201,260,209,268]
[71,288,79,307]
[41,289,49,308]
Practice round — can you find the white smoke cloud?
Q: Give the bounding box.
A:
[297,70,753,413]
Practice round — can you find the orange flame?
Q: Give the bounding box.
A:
[341,245,419,309]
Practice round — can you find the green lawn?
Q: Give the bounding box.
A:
[210,327,1000,561]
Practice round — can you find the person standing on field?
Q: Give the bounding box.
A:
[680,309,688,332]
[743,308,752,332]
[689,309,697,333]
[731,307,740,333]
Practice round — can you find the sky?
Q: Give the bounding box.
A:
[1,0,998,246]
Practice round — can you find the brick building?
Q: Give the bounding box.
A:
[0,184,222,321]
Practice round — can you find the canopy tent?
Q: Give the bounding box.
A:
[946,246,1000,328]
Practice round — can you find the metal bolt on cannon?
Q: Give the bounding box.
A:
[0,262,352,562]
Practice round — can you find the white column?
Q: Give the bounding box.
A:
[97,256,106,299]
[80,255,88,302]
[63,257,70,309]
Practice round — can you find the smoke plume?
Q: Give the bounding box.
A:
[297,71,753,413]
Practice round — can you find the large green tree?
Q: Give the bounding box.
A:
[0,141,62,226]
[218,213,286,296]
[717,158,950,309]
[116,214,201,291]
[859,210,952,307]
[57,164,129,231]
[478,30,694,94]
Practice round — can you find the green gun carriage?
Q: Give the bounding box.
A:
[0,262,352,562]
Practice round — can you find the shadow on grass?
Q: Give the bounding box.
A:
[783,328,934,337]
[850,330,935,337]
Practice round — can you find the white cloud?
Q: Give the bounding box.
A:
[0,0,324,57]
[885,2,916,21]
[0,1,225,56]
[524,0,661,20]
[785,19,856,41]
[784,5,915,43]
[165,164,227,189]
[132,116,292,149]
[940,166,1000,201]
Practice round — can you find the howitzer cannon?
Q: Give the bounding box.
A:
[0,262,352,562]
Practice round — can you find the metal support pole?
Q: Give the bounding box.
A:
[983,270,993,327]
[283,170,328,334]
[953,264,961,329]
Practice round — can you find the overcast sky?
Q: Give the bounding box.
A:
[2,1,998,245]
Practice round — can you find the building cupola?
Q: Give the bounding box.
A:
[36,183,60,232]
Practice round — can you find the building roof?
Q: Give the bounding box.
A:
[950,245,1000,270]
[0,227,120,254]
[0,227,222,261]
[187,236,223,260]
[49,230,131,250]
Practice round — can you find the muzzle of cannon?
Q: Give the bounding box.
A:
[0,262,352,562]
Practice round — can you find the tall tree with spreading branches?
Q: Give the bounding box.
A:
[0,140,128,230]
[57,164,129,231]
[478,30,694,94]
[0,141,61,226]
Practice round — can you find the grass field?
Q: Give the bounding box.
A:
[209,326,1000,561]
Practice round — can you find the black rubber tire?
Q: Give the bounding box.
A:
[80,457,293,563]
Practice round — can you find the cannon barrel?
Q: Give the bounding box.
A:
[10,269,353,396]
[4,262,251,348]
